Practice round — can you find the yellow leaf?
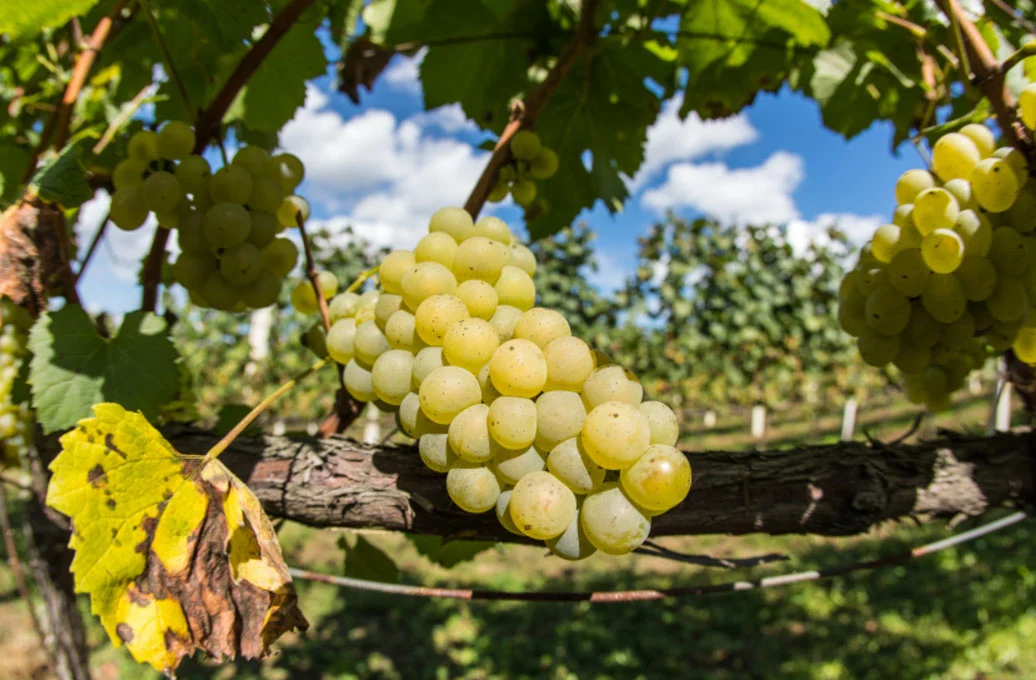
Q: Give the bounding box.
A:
[46,403,307,674]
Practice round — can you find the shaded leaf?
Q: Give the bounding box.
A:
[341,535,399,583]
[28,305,180,432]
[46,403,307,674]
[29,144,92,208]
[408,534,492,568]
[213,403,260,437]
[0,0,101,39]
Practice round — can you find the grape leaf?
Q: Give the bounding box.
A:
[341,535,399,583]
[407,534,492,567]
[46,403,307,674]
[28,305,180,433]
[0,0,101,39]
[29,144,92,208]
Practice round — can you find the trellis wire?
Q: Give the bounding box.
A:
[287,511,1028,603]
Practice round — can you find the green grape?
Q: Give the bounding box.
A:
[619,444,691,513]
[473,216,513,244]
[202,272,243,311]
[231,146,272,176]
[970,302,995,333]
[970,158,1020,212]
[155,204,187,230]
[529,148,559,180]
[374,293,404,331]
[499,165,518,183]
[429,206,475,242]
[1007,183,1036,232]
[329,292,360,322]
[905,301,940,348]
[534,390,586,453]
[892,204,915,229]
[922,273,967,323]
[495,265,536,310]
[546,509,597,561]
[414,294,470,346]
[128,129,159,163]
[943,178,977,211]
[453,236,510,284]
[960,123,995,157]
[385,310,423,353]
[141,170,183,214]
[581,401,651,470]
[326,318,357,365]
[490,443,546,484]
[870,224,901,263]
[175,155,212,196]
[956,255,997,301]
[839,271,860,298]
[276,195,311,228]
[271,153,305,192]
[208,165,253,204]
[509,471,575,539]
[887,248,931,297]
[260,238,298,277]
[856,265,887,295]
[110,186,149,231]
[1021,82,1036,130]
[494,489,523,535]
[581,365,642,410]
[993,146,1030,186]
[448,404,493,463]
[510,130,542,161]
[456,279,498,320]
[171,251,217,290]
[418,365,482,424]
[489,339,547,398]
[942,311,975,351]
[412,346,445,391]
[398,392,442,438]
[247,211,279,249]
[508,243,537,276]
[511,179,537,207]
[378,250,415,296]
[401,262,458,311]
[446,463,501,513]
[371,349,415,405]
[953,209,993,257]
[513,308,570,349]
[1013,327,1036,364]
[219,243,262,285]
[443,318,500,373]
[895,169,935,205]
[920,228,964,274]
[246,175,286,214]
[580,483,651,555]
[488,304,523,340]
[547,437,605,494]
[986,276,1028,322]
[418,432,457,472]
[488,396,537,449]
[112,159,146,189]
[543,335,595,392]
[203,202,251,248]
[913,188,960,236]
[242,270,281,309]
[415,232,458,269]
[156,121,195,160]
[989,227,1030,277]
[354,320,390,367]
[304,324,327,358]
[838,294,867,337]
[344,359,377,402]
[892,341,931,374]
[923,365,950,401]
[932,132,981,182]
[289,273,335,315]
[638,401,679,446]
[487,180,510,203]
[479,363,503,406]
[857,328,900,367]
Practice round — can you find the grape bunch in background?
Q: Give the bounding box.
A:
[0,301,33,467]
[110,122,305,311]
[487,130,558,209]
[292,208,690,559]
[839,101,1036,411]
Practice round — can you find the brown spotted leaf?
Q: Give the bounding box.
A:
[46,403,307,675]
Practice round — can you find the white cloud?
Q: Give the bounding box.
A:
[641,151,805,225]
[630,96,758,190]
[381,50,424,93]
[76,190,157,284]
[410,103,479,135]
[785,212,884,255]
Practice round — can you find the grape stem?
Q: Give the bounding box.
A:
[137,0,195,121]
[204,357,331,462]
[74,210,110,284]
[295,213,333,333]
[461,0,600,220]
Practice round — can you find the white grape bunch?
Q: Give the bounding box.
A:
[486,130,558,217]
[302,207,691,559]
[839,119,1036,412]
[0,301,34,467]
[113,122,308,312]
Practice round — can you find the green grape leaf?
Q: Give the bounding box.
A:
[233,24,328,132]
[677,0,829,118]
[341,535,399,583]
[407,534,492,568]
[29,144,92,208]
[0,0,101,39]
[28,306,181,433]
[46,403,307,674]
[180,0,268,49]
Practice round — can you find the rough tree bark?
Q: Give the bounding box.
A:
[166,429,1036,542]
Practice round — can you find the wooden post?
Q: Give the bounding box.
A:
[968,372,982,395]
[363,404,382,444]
[703,410,717,429]
[750,405,766,441]
[841,398,858,442]
[988,358,1012,434]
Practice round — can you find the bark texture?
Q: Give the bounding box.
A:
[166,429,1036,542]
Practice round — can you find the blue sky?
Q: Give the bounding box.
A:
[76,48,921,313]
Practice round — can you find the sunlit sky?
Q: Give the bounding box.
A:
[76,42,921,314]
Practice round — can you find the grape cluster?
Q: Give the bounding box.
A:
[111,123,305,311]
[305,207,690,559]
[0,301,33,467]
[487,130,558,209]
[839,121,1036,410]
